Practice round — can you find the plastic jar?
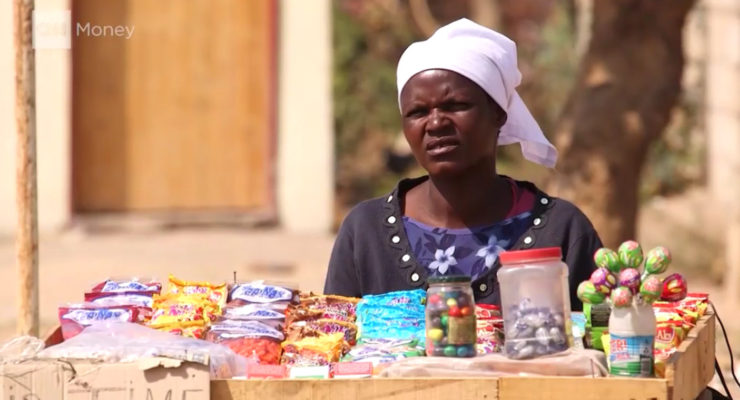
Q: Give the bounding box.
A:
[425,276,476,357]
[497,247,572,359]
[608,303,656,377]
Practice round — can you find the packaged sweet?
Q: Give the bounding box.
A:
[167,275,228,307]
[475,317,504,354]
[358,316,425,342]
[85,291,157,308]
[149,320,207,339]
[89,278,162,293]
[229,281,299,306]
[220,304,286,329]
[341,337,424,364]
[300,295,360,320]
[286,319,358,345]
[280,332,346,366]
[150,293,220,325]
[653,348,675,378]
[356,290,425,311]
[475,304,501,319]
[206,321,284,365]
[58,304,140,340]
[655,319,683,351]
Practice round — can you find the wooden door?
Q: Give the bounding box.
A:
[72,0,275,213]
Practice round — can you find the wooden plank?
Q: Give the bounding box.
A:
[498,376,668,400]
[72,0,274,212]
[211,378,499,400]
[664,312,716,400]
[14,0,39,337]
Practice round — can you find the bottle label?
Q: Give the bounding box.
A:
[609,334,654,377]
[448,315,476,345]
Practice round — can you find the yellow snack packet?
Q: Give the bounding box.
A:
[168,275,228,308]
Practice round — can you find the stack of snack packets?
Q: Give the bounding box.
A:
[652,293,709,377]
[205,281,298,365]
[148,275,227,339]
[341,290,426,367]
[58,278,162,340]
[281,294,360,365]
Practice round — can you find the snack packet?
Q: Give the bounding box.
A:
[58,304,140,339]
[285,319,358,345]
[89,278,162,293]
[150,293,220,325]
[85,291,157,308]
[168,275,228,308]
[341,338,424,364]
[149,320,207,339]
[280,332,346,366]
[220,304,285,329]
[206,321,284,365]
[229,281,299,306]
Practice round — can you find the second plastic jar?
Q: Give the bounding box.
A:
[497,247,572,359]
[425,275,476,357]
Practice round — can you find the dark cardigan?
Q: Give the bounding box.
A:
[324,176,602,310]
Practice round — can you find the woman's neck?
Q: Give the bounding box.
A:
[406,164,513,229]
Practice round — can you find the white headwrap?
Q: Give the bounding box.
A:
[397,18,558,168]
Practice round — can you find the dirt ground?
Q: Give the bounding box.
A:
[0,226,739,397]
[0,227,336,340]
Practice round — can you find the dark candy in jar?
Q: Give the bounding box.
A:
[503,299,569,360]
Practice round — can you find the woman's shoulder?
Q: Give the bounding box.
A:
[341,176,427,228]
[514,179,596,232]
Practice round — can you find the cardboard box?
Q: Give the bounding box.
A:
[0,358,209,400]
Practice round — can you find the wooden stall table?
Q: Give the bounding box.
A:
[212,312,716,400]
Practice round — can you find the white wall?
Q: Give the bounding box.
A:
[0,0,18,238]
[277,0,334,233]
[0,0,71,238]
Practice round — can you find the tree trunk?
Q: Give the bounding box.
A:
[546,0,695,248]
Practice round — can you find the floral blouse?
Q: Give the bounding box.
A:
[402,182,535,281]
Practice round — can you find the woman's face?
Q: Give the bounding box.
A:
[400,69,506,178]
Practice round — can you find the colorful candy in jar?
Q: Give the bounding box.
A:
[594,248,623,274]
[577,281,606,305]
[639,275,662,304]
[590,268,617,294]
[610,286,633,308]
[643,246,672,278]
[618,241,644,270]
[618,268,641,293]
[660,273,688,302]
[425,276,476,358]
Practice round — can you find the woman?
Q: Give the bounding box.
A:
[324,18,602,310]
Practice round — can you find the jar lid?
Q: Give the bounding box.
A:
[427,275,471,284]
[498,247,562,265]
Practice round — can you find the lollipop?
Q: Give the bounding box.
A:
[618,240,644,269]
[618,268,641,293]
[639,275,662,304]
[577,281,606,305]
[643,246,672,278]
[594,248,623,273]
[661,273,687,302]
[590,268,617,294]
[610,286,633,308]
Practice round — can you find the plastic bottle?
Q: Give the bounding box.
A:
[498,247,571,359]
[608,303,656,377]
